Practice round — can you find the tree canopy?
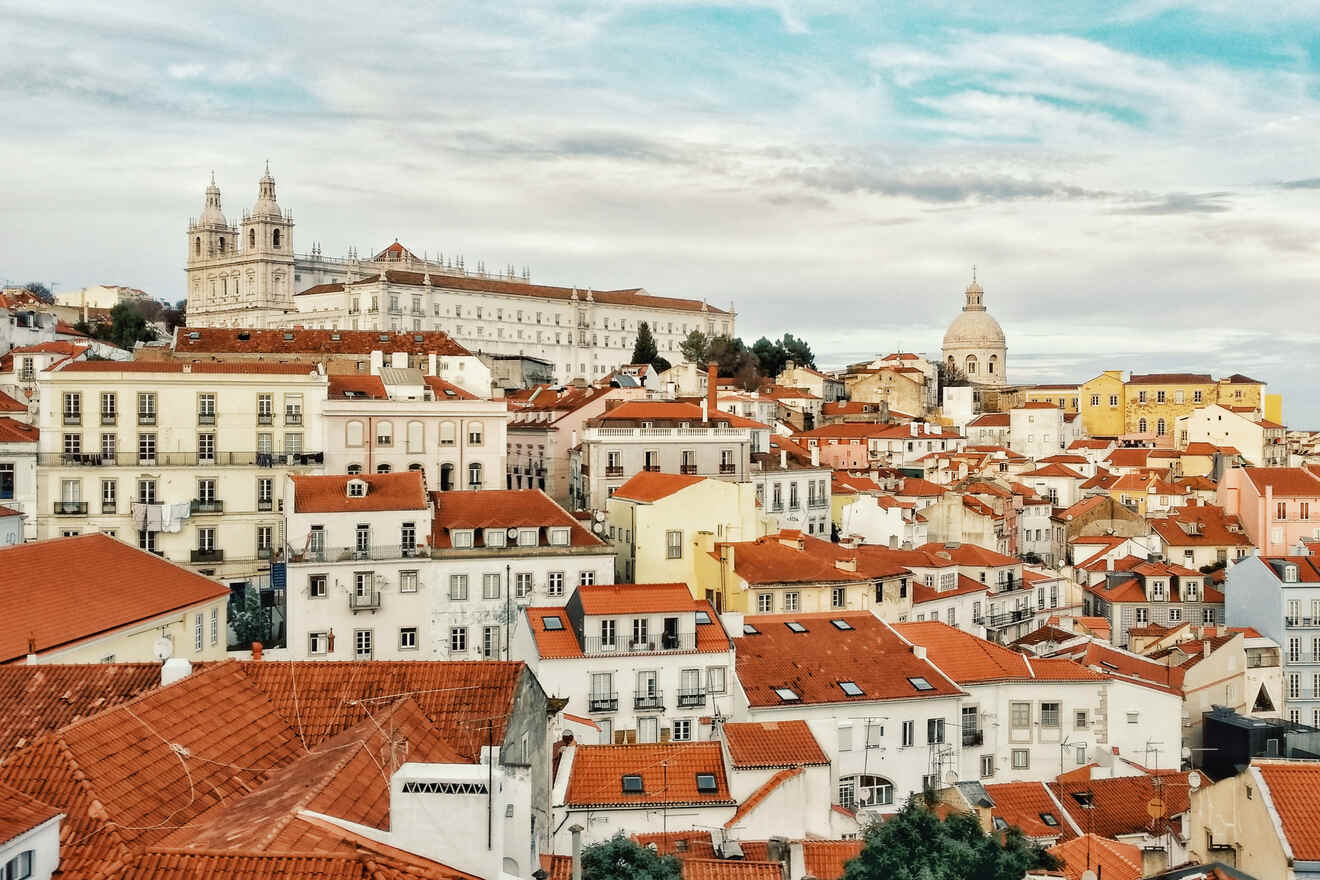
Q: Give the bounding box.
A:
[631,321,659,366]
[842,800,1060,880]
[581,832,680,880]
[75,301,158,350]
[936,360,970,394]
[752,333,815,376]
[22,282,53,304]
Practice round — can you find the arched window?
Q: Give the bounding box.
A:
[1139,418,1148,433]
[1156,418,1166,436]
[249,229,256,249]
[468,462,483,489]
[218,236,225,254]
[194,236,201,256]
[407,420,424,453]
[440,463,455,492]
[272,228,281,248]
[346,420,364,447]
[439,421,457,447]
[347,464,362,474]
[987,355,998,375]
[965,355,978,375]
[838,774,894,810]
[376,463,392,474]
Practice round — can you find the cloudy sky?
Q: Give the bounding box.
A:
[2,2,1319,421]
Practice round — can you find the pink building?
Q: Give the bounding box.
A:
[1218,466,1320,555]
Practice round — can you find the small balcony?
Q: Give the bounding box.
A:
[588,693,618,713]
[197,412,217,426]
[257,547,274,560]
[191,549,224,563]
[257,413,274,426]
[138,412,156,426]
[100,412,116,426]
[719,463,737,474]
[643,464,661,473]
[677,689,706,708]
[63,412,81,426]
[680,464,698,475]
[962,729,984,747]
[634,690,664,711]
[284,412,302,426]
[257,498,274,512]
[349,590,381,612]
[605,465,624,477]
[53,501,87,515]
[293,544,426,564]
[190,499,224,514]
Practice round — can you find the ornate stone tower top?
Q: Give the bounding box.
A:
[199,172,227,227]
[251,160,282,219]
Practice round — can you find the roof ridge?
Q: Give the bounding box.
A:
[723,766,803,829]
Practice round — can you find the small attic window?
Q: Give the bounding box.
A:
[413,334,424,342]
[237,331,251,341]
[283,332,295,341]
[742,624,760,636]
[548,527,570,546]
[1071,792,1093,808]
[346,479,367,498]
[1039,812,1059,827]
[541,615,564,631]
[695,610,711,625]
[908,677,934,692]
[621,774,644,793]
[695,773,718,793]
[785,621,807,633]
[187,331,200,340]
[839,681,864,697]
[831,619,854,630]
[330,333,341,341]
[379,334,390,342]
[773,687,799,702]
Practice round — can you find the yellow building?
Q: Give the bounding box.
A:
[605,471,760,595]
[695,531,871,614]
[1023,384,1080,413]
[1123,372,1220,441]
[1,533,231,664]
[1079,370,1125,438]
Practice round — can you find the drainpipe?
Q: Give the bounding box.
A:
[569,824,584,880]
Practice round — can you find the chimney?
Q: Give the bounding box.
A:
[811,447,820,467]
[251,641,263,661]
[570,824,585,880]
[1202,640,1211,659]
[161,657,192,686]
[707,362,718,424]
[780,449,788,469]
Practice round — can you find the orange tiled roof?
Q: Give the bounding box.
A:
[723,720,828,768]
[57,360,322,375]
[6,340,88,356]
[984,781,1078,841]
[0,779,60,848]
[1020,463,1085,479]
[913,541,1017,567]
[715,533,867,585]
[422,375,478,400]
[527,599,729,659]
[429,489,604,548]
[681,860,782,880]
[594,400,766,429]
[1244,467,1320,497]
[327,375,388,399]
[0,663,163,757]
[98,847,480,880]
[563,742,734,807]
[735,612,962,707]
[967,413,1010,427]
[1128,372,1213,384]
[1048,833,1141,880]
[0,535,229,663]
[0,390,25,412]
[579,582,700,615]
[800,840,863,880]
[1050,771,1191,838]
[612,471,707,502]
[0,417,37,443]
[291,471,428,513]
[895,622,1104,684]
[1149,502,1251,548]
[174,327,471,357]
[1256,760,1320,861]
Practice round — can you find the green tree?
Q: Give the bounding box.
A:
[651,355,672,374]
[779,332,815,369]
[752,336,786,377]
[22,282,53,304]
[104,301,156,349]
[631,321,659,366]
[679,329,709,363]
[842,800,1060,880]
[229,585,271,651]
[937,360,970,395]
[581,832,680,880]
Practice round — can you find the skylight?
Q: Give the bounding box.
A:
[908,677,935,692]
[695,773,717,793]
[831,619,854,630]
[1071,792,1093,808]
[621,775,644,793]
[743,624,760,635]
[785,621,807,633]
[773,687,799,702]
[542,616,564,631]
[839,681,864,697]
[695,610,711,625]
[1040,813,1059,827]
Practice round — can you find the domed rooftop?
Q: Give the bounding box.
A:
[199,173,227,227]
[942,277,1005,349]
[251,162,282,219]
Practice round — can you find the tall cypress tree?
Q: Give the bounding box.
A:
[631,321,659,365]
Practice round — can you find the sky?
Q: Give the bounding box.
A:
[2,2,1319,422]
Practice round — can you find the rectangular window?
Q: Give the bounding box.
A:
[1075,710,1089,730]
[210,607,219,645]
[198,392,216,424]
[831,587,846,609]
[0,464,12,500]
[1011,702,1031,729]
[138,433,156,464]
[138,392,156,424]
[399,570,418,593]
[257,393,274,424]
[757,593,773,613]
[579,570,596,586]
[194,613,203,652]
[707,666,726,694]
[547,571,565,597]
[101,479,117,513]
[354,629,373,659]
[1011,749,1029,770]
[514,572,533,598]
[482,625,500,657]
[981,755,994,777]
[449,574,469,600]
[672,719,692,741]
[101,433,116,460]
[901,720,915,748]
[309,574,327,598]
[483,572,501,599]
[400,627,418,650]
[450,627,468,653]
[1040,702,1061,729]
[63,433,81,456]
[599,619,616,649]
[927,718,945,744]
[666,529,683,559]
[784,591,799,611]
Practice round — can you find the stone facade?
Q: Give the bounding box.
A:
[942,276,1007,386]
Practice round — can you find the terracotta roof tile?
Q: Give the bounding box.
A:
[984,781,1078,840]
[1244,467,1320,497]
[735,612,962,707]
[58,360,322,375]
[0,535,229,663]
[682,859,782,880]
[1256,760,1320,861]
[0,390,25,412]
[0,417,38,443]
[564,742,734,807]
[1149,503,1252,548]
[100,848,479,880]
[421,375,478,400]
[0,663,163,757]
[578,582,700,615]
[429,489,604,548]
[1021,463,1086,479]
[1128,372,1213,384]
[174,327,471,357]
[896,622,1104,684]
[1048,833,1141,880]
[6,340,88,356]
[528,598,729,659]
[327,376,388,399]
[611,471,708,502]
[716,533,866,585]
[0,779,60,848]
[800,840,863,880]
[1050,772,1191,838]
[291,472,429,514]
[723,720,829,768]
[913,541,1017,567]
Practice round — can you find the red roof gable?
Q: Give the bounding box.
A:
[564,742,733,807]
[1256,760,1320,860]
[895,622,1104,684]
[612,471,707,502]
[291,472,428,513]
[429,490,604,548]
[723,720,829,768]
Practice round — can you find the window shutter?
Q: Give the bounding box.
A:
[660,727,672,743]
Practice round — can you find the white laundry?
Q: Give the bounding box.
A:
[162,502,192,533]
[144,504,165,532]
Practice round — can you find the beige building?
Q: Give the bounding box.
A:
[1188,760,1320,879]
[844,365,929,417]
[0,533,229,664]
[1178,403,1287,467]
[35,360,328,585]
[942,275,1008,387]
[605,471,760,591]
[54,284,152,311]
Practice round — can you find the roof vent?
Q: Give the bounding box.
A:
[187,331,200,340]
[379,334,390,342]
[330,333,341,341]
[413,334,424,342]
[237,332,251,341]
[283,332,295,341]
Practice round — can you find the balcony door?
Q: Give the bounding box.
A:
[636,670,657,699]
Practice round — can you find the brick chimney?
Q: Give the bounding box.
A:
[707,362,719,424]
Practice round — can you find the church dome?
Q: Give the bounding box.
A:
[942,278,1005,349]
[251,163,282,219]
[199,175,227,226]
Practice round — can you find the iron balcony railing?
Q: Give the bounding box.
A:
[197,412,217,425]
[294,544,426,564]
[190,549,224,563]
[349,590,381,611]
[588,693,618,713]
[53,501,87,515]
[582,632,696,654]
[984,607,1036,628]
[634,690,664,711]
[719,463,737,474]
[191,499,224,514]
[677,688,706,708]
[284,412,302,426]
[63,412,81,426]
[962,729,984,747]
[257,413,274,425]
[39,451,324,468]
[100,412,116,426]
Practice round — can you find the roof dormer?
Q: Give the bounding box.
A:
[346,478,368,498]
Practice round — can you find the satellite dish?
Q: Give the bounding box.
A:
[592,522,605,534]
[152,636,174,661]
[507,527,519,538]
[1187,770,1202,791]
[594,510,606,522]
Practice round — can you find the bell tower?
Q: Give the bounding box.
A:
[186,173,241,323]
[239,161,296,313]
